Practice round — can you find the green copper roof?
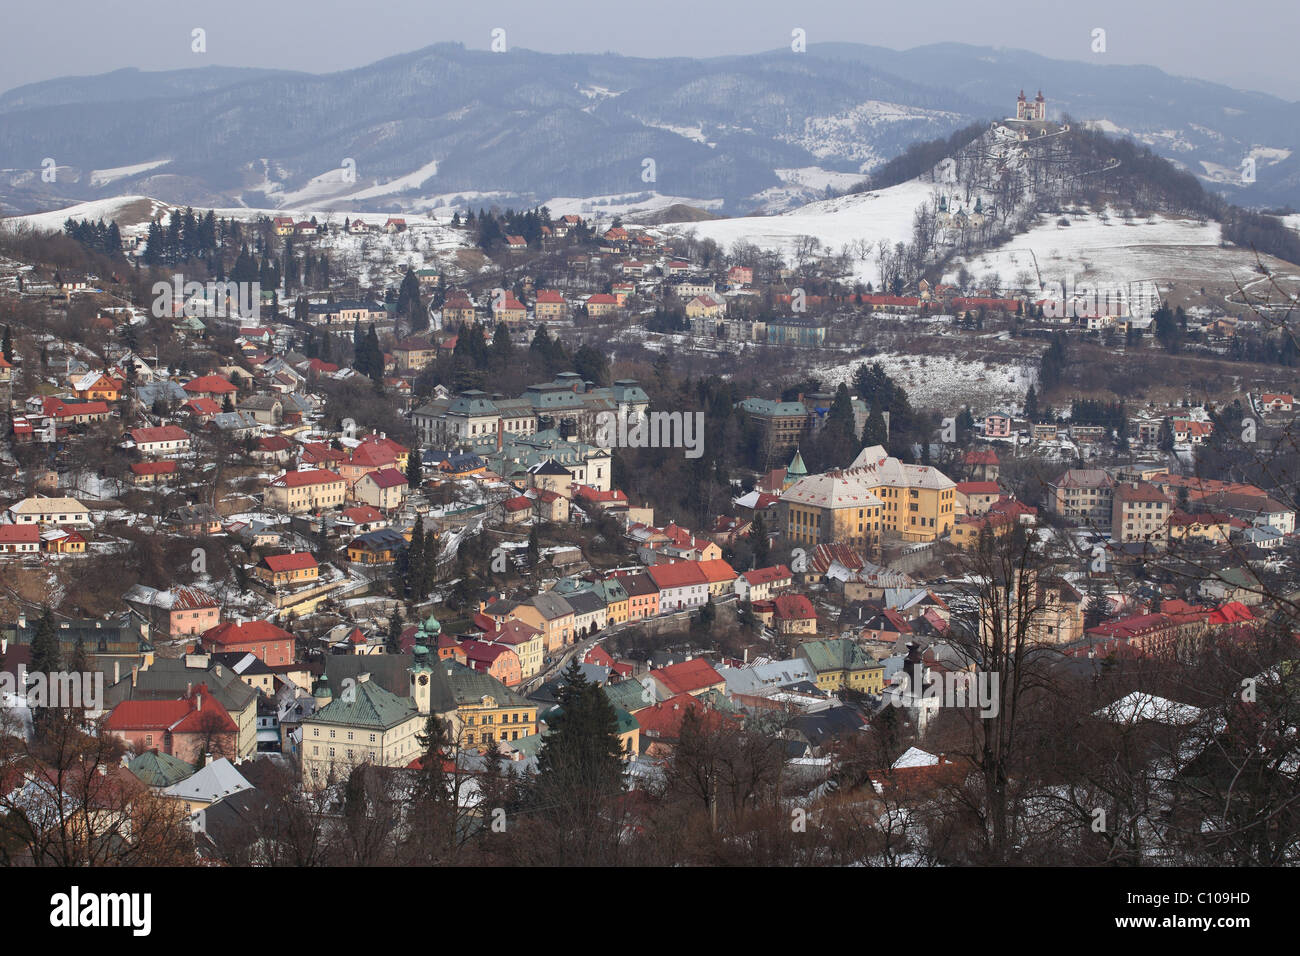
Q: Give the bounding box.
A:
[788,449,807,476]
[308,676,419,730]
[128,750,196,788]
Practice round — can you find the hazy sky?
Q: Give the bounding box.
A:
[3,0,1298,100]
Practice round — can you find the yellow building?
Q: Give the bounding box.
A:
[797,639,885,695]
[780,444,956,550]
[1169,512,1232,543]
[263,469,347,514]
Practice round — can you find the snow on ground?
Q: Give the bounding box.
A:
[544,191,725,221]
[270,159,443,207]
[806,349,1036,414]
[638,120,712,146]
[778,101,962,166]
[947,210,1249,291]
[671,179,936,287]
[749,167,870,212]
[89,160,172,187]
[3,195,171,231]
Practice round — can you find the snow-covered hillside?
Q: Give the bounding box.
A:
[670,179,937,287]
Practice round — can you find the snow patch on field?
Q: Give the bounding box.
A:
[4,195,171,231]
[336,159,442,202]
[639,120,712,146]
[670,179,935,287]
[948,211,1229,289]
[808,350,1037,414]
[544,191,724,220]
[780,101,961,166]
[89,160,171,187]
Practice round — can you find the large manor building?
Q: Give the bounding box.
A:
[779,445,957,553]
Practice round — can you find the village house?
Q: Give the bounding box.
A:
[353,468,409,510]
[104,685,240,764]
[263,469,347,514]
[735,564,794,602]
[646,561,710,613]
[253,551,320,588]
[0,524,41,555]
[798,639,885,695]
[533,289,567,321]
[183,374,239,407]
[1111,481,1172,548]
[510,593,576,654]
[129,460,176,486]
[123,584,221,639]
[346,528,408,565]
[201,620,295,666]
[129,424,192,457]
[7,496,93,529]
[649,657,726,701]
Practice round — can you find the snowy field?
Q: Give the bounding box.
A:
[806,350,1037,415]
[669,179,937,287]
[947,211,1238,289]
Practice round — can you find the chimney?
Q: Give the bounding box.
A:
[186,681,192,697]
[113,660,120,685]
[131,665,138,687]
[17,613,25,631]
[196,692,203,710]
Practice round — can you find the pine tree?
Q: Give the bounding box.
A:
[490,324,513,370]
[749,513,770,568]
[69,636,89,676]
[861,402,889,449]
[535,660,625,804]
[30,606,61,676]
[423,528,439,595]
[407,441,423,489]
[407,526,425,599]
[1024,385,1039,422]
[2,325,11,364]
[1158,417,1175,453]
[386,607,403,653]
[1084,583,1109,628]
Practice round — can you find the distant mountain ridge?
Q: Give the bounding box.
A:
[1,42,1296,217]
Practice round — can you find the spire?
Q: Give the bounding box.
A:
[788,448,807,477]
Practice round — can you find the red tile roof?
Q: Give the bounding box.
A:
[341,505,384,524]
[202,619,293,648]
[270,469,343,488]
[651,658,724,696]
[957,481,1001,495]
[646,561,709,590]
[636,693,731,739]
[0,525,40,544]
[183,398,223,415]
[130,425,190,444]
[361,467,408,489]
[742,564,792,586]
[262,552,318,573]
[183,374,237,394]
[695,558,738,584]
[773,593,817,620]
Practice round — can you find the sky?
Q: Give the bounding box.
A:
[2,0,1298,101]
